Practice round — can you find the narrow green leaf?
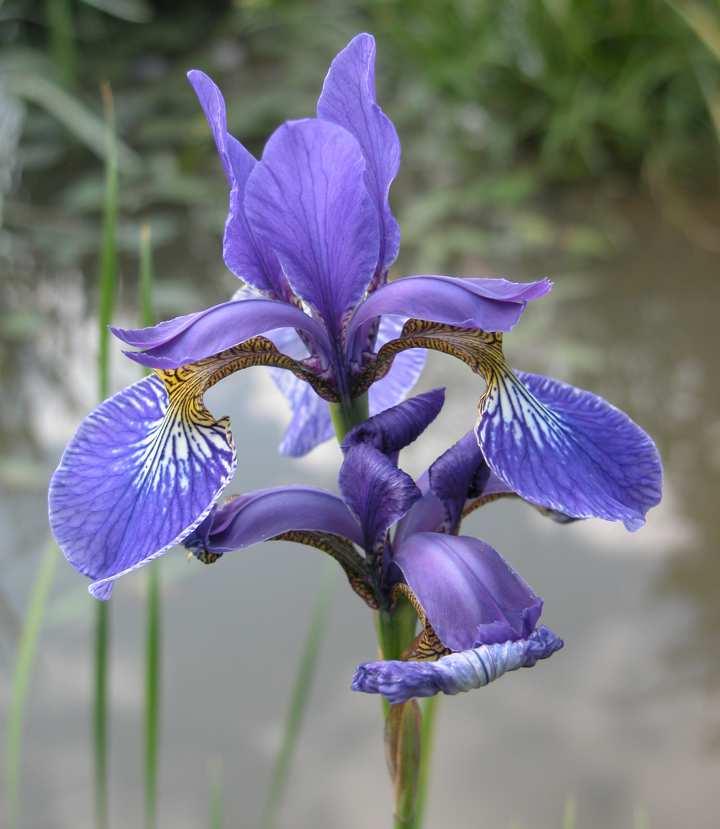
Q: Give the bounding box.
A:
[4,540,58,829]
[45,0,76,88]
[563,796,577,829]
[94,81,119,829]
[139,224,161,829]
[260,566,335,829]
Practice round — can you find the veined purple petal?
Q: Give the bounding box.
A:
[339,444,420,555]
[184,486,363,553]
[112,298,332,370]
[317,33,400,274]
[352,626,563,704]
[272,373,334,457]
[187,70,287,297]
[368,315,426,415]
[271,315,427,457]
[347,276,552,347]
[393,533,543,652]
[48,375,236,598]
[342,388,445,458]
[393,492,446,546]
[245,118,380,335]
[477,371,663,531]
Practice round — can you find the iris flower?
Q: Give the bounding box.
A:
[48,33,661,600]
[182,389,564,704]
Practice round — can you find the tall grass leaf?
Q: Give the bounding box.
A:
[80,0,153,24]
[260,565,335,829]
[562,796,577,829]
[7,75,141,173]
[44,0,76,88]
[209,759,223,829]
[94,80,119,829]
[140,224,161,829]
[4,540,58,829]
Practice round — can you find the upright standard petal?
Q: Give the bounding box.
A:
[187,70,286,296]
[352,626,563,704]
[245,119,380,335]
[112,298,333,373]
[48,352,245,598]
[347,275,552,351]
[185,486,363,552]
[477,370,663,531]
[317,33,401,273]
[393,533,543,652]
[339,444,420,556]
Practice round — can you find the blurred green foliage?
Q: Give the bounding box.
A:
[0,0,718,313]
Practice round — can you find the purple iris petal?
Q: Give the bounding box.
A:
[346,276,552,348]
[271,315,426,458]
[112,298,332,370]
[339,444,420,554]
[352,626,563,704]
[48,375,236,599]
[185,485,363,553]
[368,315,427,413]
[187,70,286,297]
[426,431,491,531]
[245,118,380,336]
[272,373,334,457]
[342,388,445,458]
[317,32,400,274]
[477,370,663,531]
[392,492,446,546]
[393,533,543,652]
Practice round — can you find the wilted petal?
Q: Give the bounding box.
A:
[339,444,420,555]
[347,275,552,349]
[112,298,333,374]
[187,70,286,297]
[477,370,663,530]
[393,533,543,652]
[317,32,400,273]
[49,362,240,598]
[185,485,363,552]
[342,388,445,458]
[245,118,380,335]
[352,626,563,704]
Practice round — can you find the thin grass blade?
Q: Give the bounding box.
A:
[93,81,119,829]
[412,696,439,829]
[139,224,161,829]
[260,565,335,829]
[4,540,58,829]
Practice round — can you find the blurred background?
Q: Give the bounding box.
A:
[1,1,719,827]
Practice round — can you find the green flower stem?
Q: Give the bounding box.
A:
[328,396,431,829]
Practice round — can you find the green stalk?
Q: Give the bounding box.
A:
[139,225,160,829]
[94,81,118,829]
[209,762,223,829]
[45,0,76,88]
[328,399,430,829]
[414,697,438,828]
[4,540,58,829]
[260,566,335,829]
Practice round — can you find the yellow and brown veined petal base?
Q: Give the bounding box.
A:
[355,319,662,528]
[49,339,339,599]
